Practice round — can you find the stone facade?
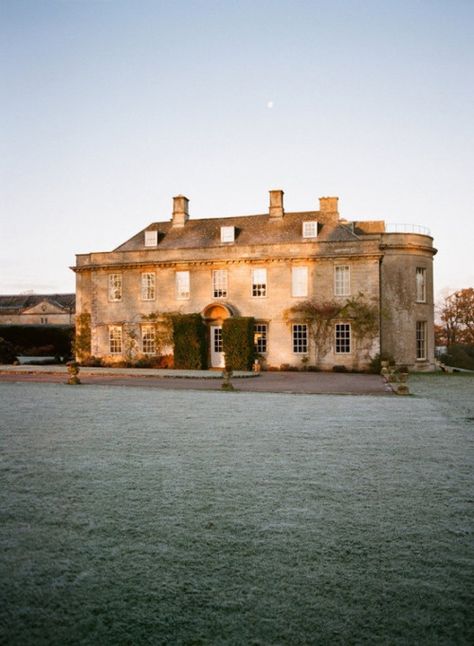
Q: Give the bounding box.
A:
[73,191,436,371]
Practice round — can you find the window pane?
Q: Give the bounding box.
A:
[144,230,157,247]
[212,269,228,298]
[416,268,426,302]
[254,323,267,353]
[220,226,235,242]
[292,324,308,353]
[141,273,155,300]
[252,268,267,297]
[176,271,190,299]
[334,266,350,296]
[108,274,122,301]
[416,321,427,359]
[292,266,308,297]
[213,327,223,352]
[109,326,122,354]
[335,323,351,353]
[302,221,318,238]
[142,325,156,354]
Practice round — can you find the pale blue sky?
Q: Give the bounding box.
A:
[1,0,473,297]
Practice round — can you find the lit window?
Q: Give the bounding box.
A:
[141,272,156,301]
[252,268,267,297]
[416,321,427,359]
[335,323,351,354]
[302,221,318,238]
[292,324,308,354]
[221,226,235,242]
[334,265,350,296]
[292,266,308,297]
[212,269,228,298]
[416,268,426,303]
[142,325,156,354]
[144,230,158,247]
[176,271,190,299]
[109,326,122,354]
[254,323,268,354]
[108,274,122,301]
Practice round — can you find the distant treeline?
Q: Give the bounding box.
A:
[0,325,74,357]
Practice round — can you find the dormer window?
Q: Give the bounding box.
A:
[220,226,235,243]
[144,230,158,247]
[302,221,318,239]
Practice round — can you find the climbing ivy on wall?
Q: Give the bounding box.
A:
[284,292,379,367]
[222,317,256,371]
[74,313,91,361]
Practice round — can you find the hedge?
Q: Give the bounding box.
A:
[0,337,17,364]
[0,325,74,356]
[222,317,255,371]
[171,314,208,369]
[441,344,474,371]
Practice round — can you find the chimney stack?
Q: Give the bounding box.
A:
[269,189,284,219]
[319,196,339,223]
[172,195,189,227]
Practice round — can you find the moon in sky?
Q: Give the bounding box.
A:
[267,101,274,109]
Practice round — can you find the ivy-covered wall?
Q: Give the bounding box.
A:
[172,314,208,369]
[222,317,255,370]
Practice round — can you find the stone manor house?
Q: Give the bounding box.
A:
[73,191,436,371]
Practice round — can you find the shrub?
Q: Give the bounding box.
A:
[79,355,104,367]
[172,314,208,369]
[333,365,348,372]
[222,317,255,371]
[0,337,17,364]
[132,355,174,369]
[368,352,395,374]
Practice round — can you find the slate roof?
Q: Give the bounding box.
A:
[114,212,383,252]
[0,294,76,315]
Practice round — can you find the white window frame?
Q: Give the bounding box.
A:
[292,266,308,298]
[292,324,308,354]
[108,274,122,302]
[220,226,235,243]
[141,272,156,301]
[212,269,228,298]
[335,323,351,354]
[254,323,268,354]
[416,267,426,303]
[144,230,158,247]
[252,268,267,298]
[109,325,122,354]
[141,325,156,354]
[416,321,427,360]
[176,270,190,300]
[302,221,318,238]
[334,265,350,296]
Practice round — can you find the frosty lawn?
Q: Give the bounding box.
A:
[0,376,473,644]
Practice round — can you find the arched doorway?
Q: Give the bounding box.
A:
[202,303,237,368]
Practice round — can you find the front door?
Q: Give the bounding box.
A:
[210,325,225,368]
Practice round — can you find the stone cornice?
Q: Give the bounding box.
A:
[71,251,384,273]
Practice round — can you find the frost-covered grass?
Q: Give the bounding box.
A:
[0,376,473,645]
